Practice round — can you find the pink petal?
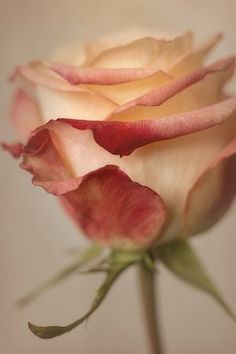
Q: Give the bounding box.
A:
[183,138,236,236]
[45,61,159,85]
[84,71,172,106]
[10,89,42,142]
[60,165,167,248]
[70,55,232,110]
[19,127,80,195]
[107,57,234,117]
[9,112,235,245]
[13,62,118,121]
[13,124,167,247]
[60,96,236,156]
[2,142,24,158]
[13,61,109,95]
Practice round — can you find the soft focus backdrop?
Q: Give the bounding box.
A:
[1,1,236,353]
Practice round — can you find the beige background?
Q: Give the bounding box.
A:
[1,0,236,353]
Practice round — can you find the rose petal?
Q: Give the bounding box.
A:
[37,86,117,122]
[83,28,182,64]
[19,121,121,194]
[45,61,159,85]
[16,114,235,243]
[19,127,81,194]
[106,56,234,118]
[13,61,119,103]
[74,56,233,111]
[85,71,172,106]
[2,142,24,158]
[60,165,167,248]
[16,123,167,247]
[86,32,192,69]
[13,62,118,122]
[12,61,81,93]
[60,96,236,156]
[183,138,236,237]
[170,33,222,77]
[10,89,42,142]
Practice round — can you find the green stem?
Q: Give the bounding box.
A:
[138,263,163,354]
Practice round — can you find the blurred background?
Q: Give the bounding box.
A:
[1,0,236,353]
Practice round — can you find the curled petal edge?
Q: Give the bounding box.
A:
[59,96,236,156]
[183,138,236,236]
[59,165,167,247]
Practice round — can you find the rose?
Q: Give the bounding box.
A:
[4,30,236,249]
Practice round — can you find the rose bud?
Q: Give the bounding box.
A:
[4,30,236,249]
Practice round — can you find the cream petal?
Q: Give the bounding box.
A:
[170,33,222,77]
[86,32,192,69]
[123,115,236,242]
[80,56,233,110]
[15,61,118,122]
[37,86,117,122]
[86,71,172,105]
[83,27,158,64]
[107,57,234,121]
[67,35,222,107]
[183,137,236,237]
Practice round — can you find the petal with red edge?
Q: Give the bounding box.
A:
[2,142,24,158]
[18,121,120,194]
[20,127,81,195]
[9,114,235,244]
[45,62,159,85]
[60,96,236,156]
[60,165,167,248]
[106,57,234,118]
[12,62,119,122]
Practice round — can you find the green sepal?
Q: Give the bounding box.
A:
[18,245,103,306]
[157,240,236,322]
[111,248,144,264]
[142,251,157,272]
[28,249,141,339]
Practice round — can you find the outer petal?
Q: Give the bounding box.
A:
[17,121,121,194]
[11,124,167,247]
[11,115,236,244]
[2,142,24,158]
[61,165,167,248]
[12,61,91,93]
[19,128,81,195]
[13,62,118,121]
[60,96,236,156]
[10,89,42,142]
[183,138,236,237]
